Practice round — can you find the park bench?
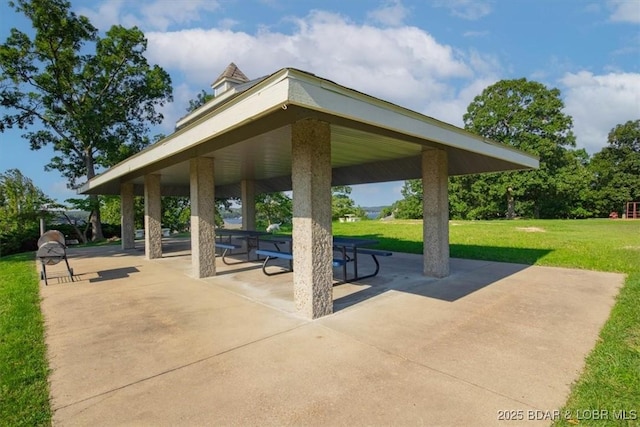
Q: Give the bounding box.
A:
[255,249,346,276]
[342,247,393,279]
[215,242,243,265]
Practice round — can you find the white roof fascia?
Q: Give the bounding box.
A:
[286,70,539,169]
[80,70,292,193]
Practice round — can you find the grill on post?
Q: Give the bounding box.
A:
[37,230,74,285]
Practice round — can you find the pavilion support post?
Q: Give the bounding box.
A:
[190,157,216,278]
[291,119,333,319]
[241,179,256,230]
[144,174,163,259]
[241,179,257,252]
[120,182,135,250]
[422,148,449,277]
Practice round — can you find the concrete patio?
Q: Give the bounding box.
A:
[39,239,623,426]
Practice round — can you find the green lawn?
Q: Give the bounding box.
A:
[1,218,638,426]
[0,252,51,426]
[334,218,640,426]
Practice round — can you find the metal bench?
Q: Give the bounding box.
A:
[255,249,346,276]
[215,242,243,265]
[342,247,393,279]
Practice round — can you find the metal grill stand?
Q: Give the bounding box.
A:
[37,230,74,285]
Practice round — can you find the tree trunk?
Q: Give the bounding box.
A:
[89,194,104,241]
[506,187,515,219]
[85,154,104,241]
[61,212,88,244]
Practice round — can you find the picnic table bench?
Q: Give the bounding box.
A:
[255,249,347,276]
[215,231,289,265]
[254,237,392,282]
[215,242,243,265]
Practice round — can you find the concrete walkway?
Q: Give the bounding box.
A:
[39,240,623,426]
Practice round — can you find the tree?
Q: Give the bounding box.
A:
[186,89,214,112]
[0,169,53,255]
[453,78,583,219]
[102,195,191,232]
[589,119,640,216]
[391,180,423,219]
[331,186,365,221]
[0,0,173,240]
[390,79,591,219]
[0,168,51,233]
[255,192,292,229]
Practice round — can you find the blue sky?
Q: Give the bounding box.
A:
[1,0,639,207]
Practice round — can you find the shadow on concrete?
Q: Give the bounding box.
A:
[333,245,552,312]
[88,266,140,283]
[62,237,554,314]
[215,263,264,276]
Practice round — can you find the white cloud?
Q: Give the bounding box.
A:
[138,0,222,31]
[144,10,500,128]
[560,71,640,154]
[424,76,498,127]
[76,0,222,32]
[608,0,640,23]
[76,0,130,31]
[433,0,492,21]
[367,0,410,27]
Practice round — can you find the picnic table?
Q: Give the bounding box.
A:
[332,236,386,282]
[255,235,392,282]
[215,229,272,263]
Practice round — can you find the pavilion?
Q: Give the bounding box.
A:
[80,64,538,319]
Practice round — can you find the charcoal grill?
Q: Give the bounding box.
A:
[37,230,74,285]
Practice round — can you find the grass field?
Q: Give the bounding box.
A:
[1,218,638,425]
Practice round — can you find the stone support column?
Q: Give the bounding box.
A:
[120,182,135,250]
[422,148,449,277]
[291,119,333,319]
[190,157,216,278]
[241,179,256,231]
[144,174,162,259]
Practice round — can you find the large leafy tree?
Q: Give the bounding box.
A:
[0,0,173,240]
[0,168,52,234]
[101,195,192,232]
[589,119,640,216]
[331,186,365,221]
[388,180,423,219]
[392,79,590,219]
[452,78,584,219]
[255,192,292,229]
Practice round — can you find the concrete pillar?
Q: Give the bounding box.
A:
[144,174,162,259]
[291,119,333,319]
[422,148,449,277]
[121,182,135,250]
[241,179,256,231]
[190,157,216,278]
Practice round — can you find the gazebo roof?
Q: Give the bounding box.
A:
[80,67,538,197]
